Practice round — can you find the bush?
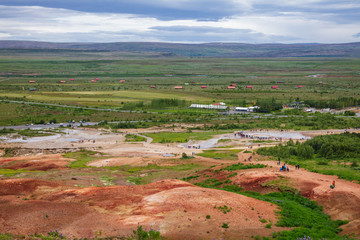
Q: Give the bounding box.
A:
[181,152,193,159]
[257,133,360,160]
[343,111,356,116]
[297,144,314,159]
[221,223,229,228]
[127,225,165,240]
[308,132,360,159]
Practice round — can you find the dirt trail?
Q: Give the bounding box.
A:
[233,159,360,237]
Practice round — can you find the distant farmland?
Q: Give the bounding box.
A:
[0,53,359,107]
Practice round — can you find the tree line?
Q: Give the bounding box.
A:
[257,132,360,159]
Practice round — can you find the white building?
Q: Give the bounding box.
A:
[190,104,227,110]
[235,106,259,112]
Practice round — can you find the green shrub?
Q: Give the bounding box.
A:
[221,223,229,229]
[344,111,356,116]
[216,205,232,214]
[127,225,165,240]
[181,152,194,159]
[181,175,199,181]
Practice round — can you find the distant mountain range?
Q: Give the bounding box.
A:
[1,40,360,58]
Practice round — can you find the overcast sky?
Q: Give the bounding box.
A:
[0,0,359,43]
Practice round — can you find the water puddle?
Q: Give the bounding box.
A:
[184,131,310,149]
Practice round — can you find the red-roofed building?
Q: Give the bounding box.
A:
[201,86,207,88]
[150,85,156,88]
[228,86,236,89]
[60,81,66,83]
[212,102,226,106]
[246,85,253,89]
[91,80,97,83]
[29,81,36,83]
[70,78,75,81]
[229,84,236,87]
[297,85,303,88]
[174,86,183,89]
[119,80,125,83]
[271,86,278,89]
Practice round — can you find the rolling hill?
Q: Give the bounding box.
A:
[1,40,360,58]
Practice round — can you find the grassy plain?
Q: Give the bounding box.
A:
[1,53,360,106]
[125,134,147,142]
[1,51,360,127]
[197,149,242,160]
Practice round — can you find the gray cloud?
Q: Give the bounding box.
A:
[1,0,359,22]
[151,26,254,34]
[148,25,297,43]
[0,3,359,43]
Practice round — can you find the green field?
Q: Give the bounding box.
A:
[197,149,242,160]
[1,55,360,106]
[0,53,359,128]
[144,131,230,143]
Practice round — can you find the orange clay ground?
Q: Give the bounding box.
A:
[0,128,359,239]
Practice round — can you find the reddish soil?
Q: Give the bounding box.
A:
[0,154,72,171]
[0,178,282,240]
[231,155,360,238]
[1,129,360,239]
[2,157,358,239]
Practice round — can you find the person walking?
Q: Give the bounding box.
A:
[330,180,335,189]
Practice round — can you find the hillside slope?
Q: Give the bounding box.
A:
[1,41,360,57]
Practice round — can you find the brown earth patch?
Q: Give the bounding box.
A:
[0,154,73,171]
[234,173,279,194]
[1,128,360,238]
[0,178,282,239]
[189,155,360,238]
[234,159,360,237]
[0,179,61,195]
[316,191,360,237]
